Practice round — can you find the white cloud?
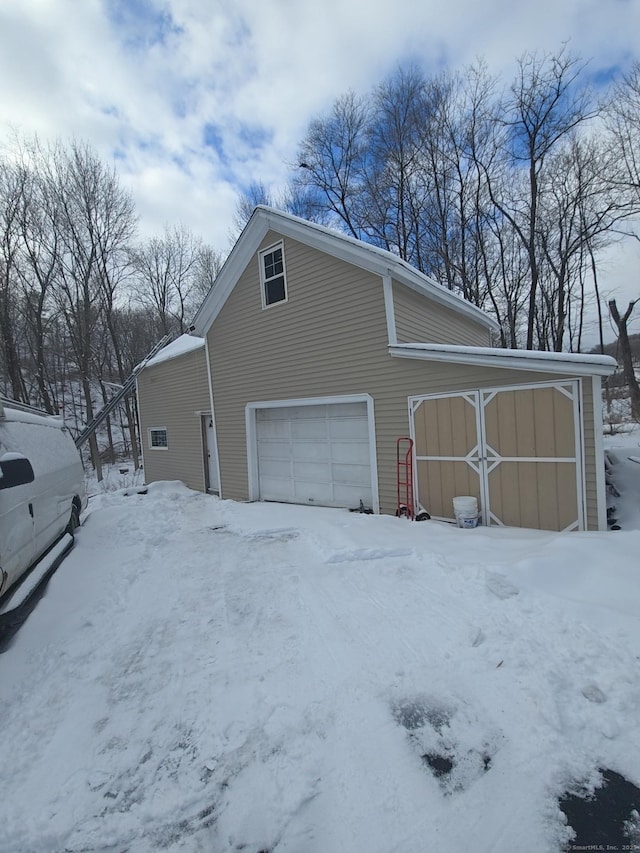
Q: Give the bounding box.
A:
[0,0,639,324]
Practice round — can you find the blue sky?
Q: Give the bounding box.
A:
[0,0,639,321]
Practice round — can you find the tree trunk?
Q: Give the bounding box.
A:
[99,380,115,463]
[608,299,640,420]
[82,377,103,482]
[0,299,28,402]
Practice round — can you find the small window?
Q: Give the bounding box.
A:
[148,427,168,449]
[259,242,287,307]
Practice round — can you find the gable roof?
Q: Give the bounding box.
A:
[191,206,499,336]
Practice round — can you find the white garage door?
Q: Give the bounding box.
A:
[256,402,373,509]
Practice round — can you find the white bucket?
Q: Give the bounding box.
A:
[456,512,479,529]
[453,496,478,516]
[453,496,479,529]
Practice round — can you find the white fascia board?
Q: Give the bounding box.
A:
[390,344,617,377]
[192,205,497,336]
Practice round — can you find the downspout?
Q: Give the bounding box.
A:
[204,334,222,497]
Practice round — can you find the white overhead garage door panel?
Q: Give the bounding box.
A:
[256,402,373,509]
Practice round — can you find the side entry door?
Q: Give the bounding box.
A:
[203,416,219,493]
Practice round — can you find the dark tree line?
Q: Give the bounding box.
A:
[238,47,640,363]
[0,136,223,476]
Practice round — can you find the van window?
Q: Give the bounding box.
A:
[0,454,35,489]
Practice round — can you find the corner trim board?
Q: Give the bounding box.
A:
[591,375,607,531]
[382,274,397,346]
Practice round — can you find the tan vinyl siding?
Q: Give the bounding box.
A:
[207,229,601,530]
[137,348,210,492]
[393,281,492,346]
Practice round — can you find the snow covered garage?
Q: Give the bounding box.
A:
[136,207,616,532]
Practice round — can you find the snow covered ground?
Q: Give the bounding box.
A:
[1,436,639,853]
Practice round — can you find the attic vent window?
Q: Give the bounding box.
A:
[260,242,287,307]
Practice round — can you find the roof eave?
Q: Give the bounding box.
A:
[389,345,617,377]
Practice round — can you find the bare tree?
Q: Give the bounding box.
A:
[47,140,137,479]
[131,224,208,335]
[192,244,225,306]
[477,47,597,348]
[364,66,431,265]
[232,182,273,235]
[0,158,29,402]
[293,91,371,238]
[606,61,640,200]
[535,135,630,350]
[10,144,64,413]
[609,299,640,419]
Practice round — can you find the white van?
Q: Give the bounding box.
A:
[0,399,86,599]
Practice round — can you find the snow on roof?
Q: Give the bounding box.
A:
[144,334,205,368]
[0,407,66,429]
[391,343,618,376]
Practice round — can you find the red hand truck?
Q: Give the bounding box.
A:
[396,437,415,520]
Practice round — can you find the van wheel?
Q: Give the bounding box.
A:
[67,505,80,536]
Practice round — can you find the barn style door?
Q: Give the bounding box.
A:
[410,391,484,522]
[410,381,584,531]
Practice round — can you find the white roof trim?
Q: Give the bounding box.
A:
[192,206,499,335]
[390,343,617,377]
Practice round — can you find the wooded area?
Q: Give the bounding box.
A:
[242,48,640,365]
[2,47,640,474]
[0,136,223,474]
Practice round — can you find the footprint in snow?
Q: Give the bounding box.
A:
[582,684,607,704]
[485,571,519,599]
